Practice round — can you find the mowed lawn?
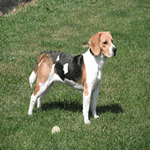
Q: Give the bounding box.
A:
[0,0,150,149]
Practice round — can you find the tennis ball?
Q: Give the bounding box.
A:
[52,126,60,134]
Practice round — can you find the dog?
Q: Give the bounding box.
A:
[28,31,117,124]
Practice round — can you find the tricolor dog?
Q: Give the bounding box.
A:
[28,31,117,124]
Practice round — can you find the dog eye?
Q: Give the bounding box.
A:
[112,40,113,43]
[103,41,107,45]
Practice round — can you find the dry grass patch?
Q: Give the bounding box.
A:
[0,0,37,15]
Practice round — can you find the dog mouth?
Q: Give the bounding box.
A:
[113,47,117,56]
[113,52,116,56]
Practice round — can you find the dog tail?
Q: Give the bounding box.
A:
[29,71,37,88]
[29,52,47,88]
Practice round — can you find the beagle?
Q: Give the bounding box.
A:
[28,31,117,124]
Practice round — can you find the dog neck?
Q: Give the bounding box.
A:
[86,48,106,66]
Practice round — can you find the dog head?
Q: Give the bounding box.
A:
[88,32,117,57]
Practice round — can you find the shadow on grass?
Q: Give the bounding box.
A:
[41,100,82,113]
[41,100,123,114]
[97,103,123,114]
[0,0,31,14]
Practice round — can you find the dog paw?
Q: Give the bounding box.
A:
[28,111,32,115]
[94,115,99,119]
[85,120,91,124]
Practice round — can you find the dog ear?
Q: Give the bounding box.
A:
[88,32,102,56]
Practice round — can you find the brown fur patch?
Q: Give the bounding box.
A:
[100,32,113,57]
[77,63,89,96]
[34,52,46,75]
[33,56,53,96]
[84,83,89,96]
[88,32,113,57]
[88,33,101,56]
[54,68,57,74]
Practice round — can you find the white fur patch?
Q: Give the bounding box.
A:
[63,63,69,74]
[64,79,84,90]
[56,55,60,61]
[109,43,116,58]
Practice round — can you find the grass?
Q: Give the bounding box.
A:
[0,0,150,149]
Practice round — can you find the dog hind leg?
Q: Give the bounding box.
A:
[28,69,54,115]
[28,94,37,115]
[37,83,53,110]
[28,79,53,115]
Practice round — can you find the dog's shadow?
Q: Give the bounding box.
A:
[41,99,123,115]
[41,99,82,112]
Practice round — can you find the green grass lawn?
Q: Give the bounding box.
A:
[0,0,150,149]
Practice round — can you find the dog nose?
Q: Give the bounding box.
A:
[113,47,117,56]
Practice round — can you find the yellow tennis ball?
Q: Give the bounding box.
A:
[52,126,60,134]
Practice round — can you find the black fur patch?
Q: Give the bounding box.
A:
[65,55,83,82]
[41,51,84,82]
[55,61,65,80]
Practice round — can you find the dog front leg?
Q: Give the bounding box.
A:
[83,91,91,124]
[91,86,100,119]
